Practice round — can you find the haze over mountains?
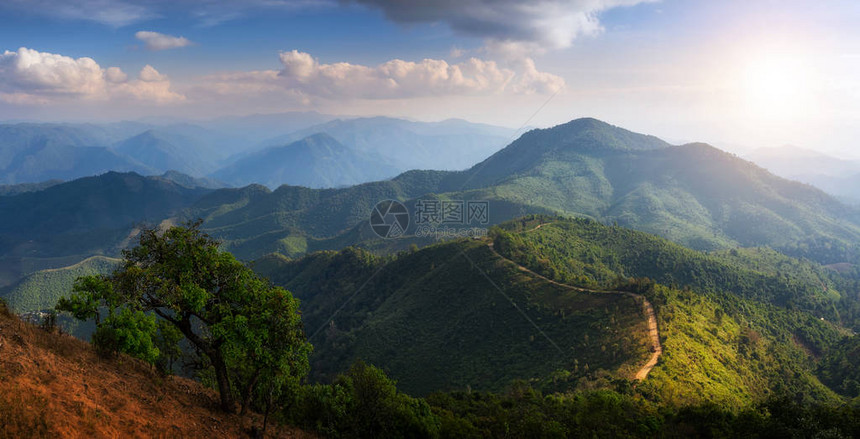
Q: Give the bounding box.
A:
[1,116,859,291]
[0,113,514,190]
[745,145,860,205]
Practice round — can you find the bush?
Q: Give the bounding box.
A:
[90,308,159,363]
[0,297,10,317]
[287,361,440,438]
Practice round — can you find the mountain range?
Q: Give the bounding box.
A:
[249,215,851,404]
[746,145,860,205]
[2,117,859,290]
[213,133,400,189]
[256,116,513,173]
[4,116,860,436]
[0,114,513,190]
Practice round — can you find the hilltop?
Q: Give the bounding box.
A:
[0,300,311,438]
[255,215,856,407]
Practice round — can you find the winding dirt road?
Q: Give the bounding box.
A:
[487,223,663,381]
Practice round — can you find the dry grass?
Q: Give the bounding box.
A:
[0,306,314,438]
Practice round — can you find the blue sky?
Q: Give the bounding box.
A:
[1,0,859,156]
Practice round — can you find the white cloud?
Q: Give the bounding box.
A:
[350,0,654,50]
[450,47,467,58]
[199,50,563,101]
[135,31,194,51]
[0,47,183,104]
[105,66,128,83]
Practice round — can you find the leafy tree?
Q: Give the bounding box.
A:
[288,361,440,438]
[56,220,312,413]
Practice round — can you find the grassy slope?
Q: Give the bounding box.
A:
[0,303,310,438]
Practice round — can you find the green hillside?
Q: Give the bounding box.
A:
[3,118,858,284]
[190,118,860,267]
[254,215,858,408]
[0,255,120,313]
[255,241,651,396]
[0,172,213,261]
[492,216,842,317]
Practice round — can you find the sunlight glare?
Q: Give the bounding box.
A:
[741,56,811,120]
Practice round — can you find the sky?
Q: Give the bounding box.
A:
[1,0,859,157]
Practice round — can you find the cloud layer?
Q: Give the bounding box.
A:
[0,47,183,104]
[350,0,653,50]
[1,0,332,27]
[2,0,154,27]
[135,31,193,51]
[200,50,564,101]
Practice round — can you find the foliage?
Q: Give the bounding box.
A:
[255,240,650,396]
[819,335,860,398]
[286,361,440,438]
[55,220,311,414]
[289,374,860,439]
[493,215,841,317]
[153,319,183,374]
[89,307,159,363]
[489,215,849,406]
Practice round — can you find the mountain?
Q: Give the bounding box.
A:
[0,123,156,184]
[800,172,860,205]
[746,146,860,204]
[4,117,860,285]
[439,119,860,262]
[198,110,337,145]
[457,117,671,188]
[0,115,510,188]
[253,215,850,406]
[159,170,225,189]
[746,145,860,178]
[194,118,860,266]
[0,255,120,313]
[255,239,653,396]
[257,116,513,172]
[114,129,219,177]
[0,172,213,289]
[0,179,63,196]
[213,133,400,189]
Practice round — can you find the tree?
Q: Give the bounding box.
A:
[57,220,312,413]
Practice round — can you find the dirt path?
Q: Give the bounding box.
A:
[488,223,663,381]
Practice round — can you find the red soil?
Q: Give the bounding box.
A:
[0,307,313,438]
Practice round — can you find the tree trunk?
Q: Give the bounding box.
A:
[240,368,261,416]
[170,314,235,413]
[211,353,235,412]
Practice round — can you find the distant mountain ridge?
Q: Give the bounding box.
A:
[0,114,513,189]
[115,130,219,177]
[193,117,860,264]
[2,117,859,291]
[257,116,513,173]
[746,145,860,205]
[213,133,400,189]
